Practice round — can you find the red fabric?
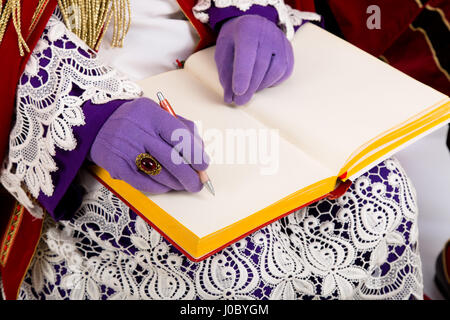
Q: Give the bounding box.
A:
[327,0,422,57]
[429,0,450,21]
[176,0,312,51]
[286,0,315,12]
[383,26,450,96]
[0,0,313,300]
[327,180,352,200]
[1,206,43,300]
[326,0,449,96]
[177,0,216,51]
[0,0,56,300]
[0,1,312,160]
[0,0,57,164]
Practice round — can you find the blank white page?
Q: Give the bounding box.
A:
[185,23,448,173]
[138,71,332,238]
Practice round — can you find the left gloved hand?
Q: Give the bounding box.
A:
[89,98,209,194]
[215,14,294,106]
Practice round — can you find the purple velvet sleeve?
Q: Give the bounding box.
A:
[37,98,130,221]
[207,4,279,31]
[206,4,322,33]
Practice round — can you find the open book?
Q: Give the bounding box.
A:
[91,23,450,261]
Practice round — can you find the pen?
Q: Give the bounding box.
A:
[156,92,215,196]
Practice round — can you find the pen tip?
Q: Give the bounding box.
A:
[156,92,164,102]
[204,180,215,196]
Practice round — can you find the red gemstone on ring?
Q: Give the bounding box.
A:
[136,153,161,175]
[141,157,157,172]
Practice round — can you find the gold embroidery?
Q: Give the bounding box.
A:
[0,202,25,267]
[409,24,450,81]
[379,55,389,64]
[28,0,50,37]
[57,0,131,50]
[413,0,423,9]
[14,211,45,300]
[425,4,450,31]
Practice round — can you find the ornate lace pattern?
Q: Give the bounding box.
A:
[17,158,423,300]
[0,12,142,218]
[193,0,321,40]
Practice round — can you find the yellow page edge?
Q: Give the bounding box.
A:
[89,166,336,260]
[195,176,336,259]
[339,100,450,179]
[346,113,450,180]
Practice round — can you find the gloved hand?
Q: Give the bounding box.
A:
[90,97,209,193]
[215,14,294,106]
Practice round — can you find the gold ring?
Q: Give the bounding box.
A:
[136,153,162,176]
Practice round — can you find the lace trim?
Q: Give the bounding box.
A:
[0,274,5,300]
[0,12,142,219]
[192,0,321,40]
[18,158,423,300]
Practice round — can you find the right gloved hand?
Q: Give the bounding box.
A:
[215,14,295,106]
[90,97,209,193]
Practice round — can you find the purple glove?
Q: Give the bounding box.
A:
[215,14,294,105]
[90,97,209,193]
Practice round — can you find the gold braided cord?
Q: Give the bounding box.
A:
[57,0,131,50]
[0,1,12,45]
[0,0,30,56]
[29,0,48,31]
[0,0,129,55]
[10,0,29,55]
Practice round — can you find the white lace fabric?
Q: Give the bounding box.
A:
[0,11,142,219]
[0,3,423,301]
[193,0,321,40]
[18,158,423,300]
[0,2,318,219]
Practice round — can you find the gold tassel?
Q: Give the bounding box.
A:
[0,0,30,56]
[0,0,130,55]
[57,0,131,50]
